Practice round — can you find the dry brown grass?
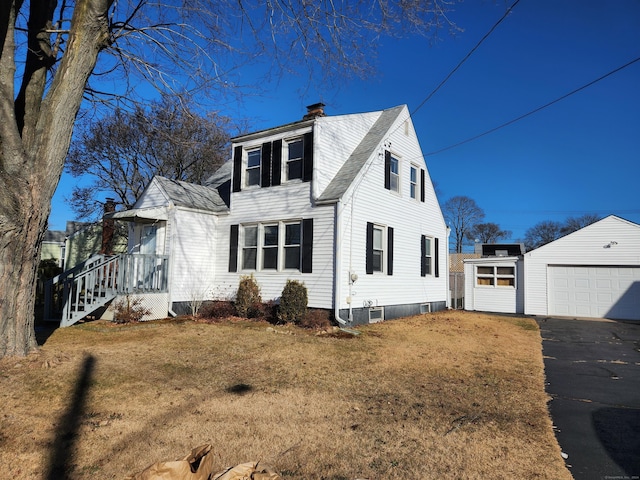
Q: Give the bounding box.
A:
[0,311,571,480]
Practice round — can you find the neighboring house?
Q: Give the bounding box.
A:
[463,244,525,314]
[107,103,449,325]
[524,215,640,321]
[463,217,640,322]
[41,230,67,268]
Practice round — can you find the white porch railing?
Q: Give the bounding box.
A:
[44,254,169,327]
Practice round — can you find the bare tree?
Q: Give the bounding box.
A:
[66,97,231,219]
[561,214,601,236]
[467,222,511,244]
[442,196,485,253]
[523,220,564,251]
[1,0,458,357]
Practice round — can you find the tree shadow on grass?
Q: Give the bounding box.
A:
[45,354,95,480]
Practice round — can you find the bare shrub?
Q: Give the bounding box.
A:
[112,295,151,324]
[200,301,237,319]
[299,308,332,330]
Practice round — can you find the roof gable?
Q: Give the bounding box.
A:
[317,105,406,203]
[525,215,640,256]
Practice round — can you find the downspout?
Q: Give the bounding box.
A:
[333,200,348,325]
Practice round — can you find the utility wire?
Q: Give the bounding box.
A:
[410,0,521,119]
[425,55,640,157]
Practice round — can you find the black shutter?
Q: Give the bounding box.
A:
[229,224,239,272]
[384,151,391,190]
[387,226,394,276]
[420,235,426,277]
[232,146,242,192]
[366,222,374,274]
[272,139,282,186]
[260,142,272,188]
[302,131,313,182]
[420,169,425,202]
[434,237,440,278]
[302,218,313,273]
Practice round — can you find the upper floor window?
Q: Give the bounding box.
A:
[286,139,303,181]
[384,151,400,193]
[246,148,261,187]
[410,165,418,200]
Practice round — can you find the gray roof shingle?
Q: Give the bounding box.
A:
[155,176,229,213]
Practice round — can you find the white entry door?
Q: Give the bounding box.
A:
[548,266,640,320]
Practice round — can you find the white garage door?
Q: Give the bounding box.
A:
[548,266,640,320]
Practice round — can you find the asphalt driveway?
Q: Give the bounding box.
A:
[536,317,640,480]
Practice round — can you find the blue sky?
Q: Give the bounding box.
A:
[49,0,640,247]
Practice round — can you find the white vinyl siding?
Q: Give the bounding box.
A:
[217,181,335,308]
[168,209,217,303]
[525,216,640,320]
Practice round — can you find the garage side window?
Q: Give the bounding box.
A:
[476,265,515,287]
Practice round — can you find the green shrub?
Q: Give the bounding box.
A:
[278,280,308,324]
[235,275,261,318]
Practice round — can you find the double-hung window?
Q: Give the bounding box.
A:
[262,225,279,270]
[232,220,313,273]
[422,236,432,275]
[246,148,261,187]
[389,156,399,192]
[410,165,418,200]
[242,225,258,270]
[286,139,303,181]
[372,225,384,272]
[284,223,302,269]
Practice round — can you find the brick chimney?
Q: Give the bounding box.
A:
[303,102,326,120]
[100,198,116,255]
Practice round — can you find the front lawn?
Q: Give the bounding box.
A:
[0,311,571,479]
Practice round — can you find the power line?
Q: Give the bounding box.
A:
[424,55,640,157]
[410,0,521,119]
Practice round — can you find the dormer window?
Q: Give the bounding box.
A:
[246,148,261,187]
[286,139,303,181]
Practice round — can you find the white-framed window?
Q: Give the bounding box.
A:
[239,221,305,272]
[284,222,302,269]
[242,225,258,270]
[262,224,279,270]
[389,155,399,193]
[410,165,418,200]
[476,265,516,287]
[422,236,432,275]
[245,148,261,187]
[286,138,303,181]
[372,225,384,273]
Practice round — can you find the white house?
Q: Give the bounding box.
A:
[88,103,449,326]
[524,215,640,321]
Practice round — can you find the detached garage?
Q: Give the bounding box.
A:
[524,215,640,321]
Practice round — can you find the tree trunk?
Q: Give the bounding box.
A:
[0,0,113,358]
